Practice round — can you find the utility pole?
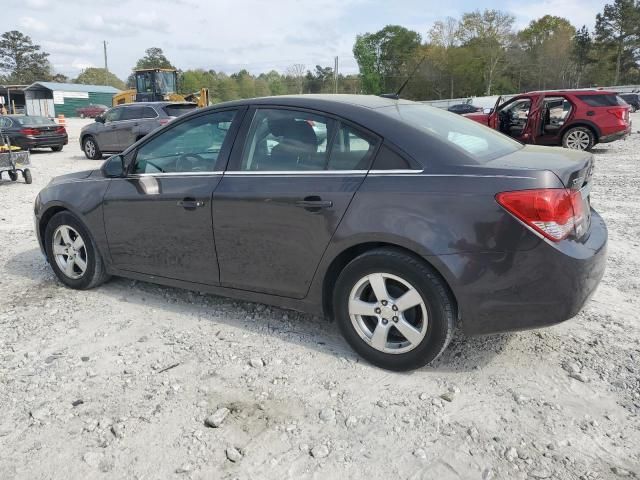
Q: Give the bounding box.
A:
[334,56,338,94]
[103,41,108,84]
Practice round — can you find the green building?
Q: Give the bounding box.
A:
[24,82,120,118]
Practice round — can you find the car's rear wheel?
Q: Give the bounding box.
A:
[44,211,109,289]
[333,248,455,371]
[82,136,101,160]
[51,145,63,152]
[562,127,594,151]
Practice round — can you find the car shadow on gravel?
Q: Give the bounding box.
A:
[6,247,511,372]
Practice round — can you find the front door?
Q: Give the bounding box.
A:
[213,107,379,299]
[99,106,124,151]
[102,108,241,284]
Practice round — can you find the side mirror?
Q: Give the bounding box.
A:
[102,154,125,177]
[95,115,105,123]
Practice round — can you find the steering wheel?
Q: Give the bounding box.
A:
[176,153,208,172]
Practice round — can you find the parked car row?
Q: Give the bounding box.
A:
[0,115,67,152]
[79,101,198,159]
[35,95,607,370]
[464,90,631,150]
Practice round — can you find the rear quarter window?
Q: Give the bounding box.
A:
[577,94,627,107]
[372,145,414,170]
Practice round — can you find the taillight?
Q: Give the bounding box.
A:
[496,189,584,242]
[55,126,66,134]
[20,128,40,136]
[607,108,627,122]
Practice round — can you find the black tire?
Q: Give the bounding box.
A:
[51,145,63,152]
[333,248,456,371]
[23,168,32,184]
[562,126,594,151]
[8,170,18,181]
[44,211,110,289]
[82,136,102,160]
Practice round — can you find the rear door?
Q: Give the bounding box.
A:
[213,106,379,298]
[115,105,144,150]
[102,108,243,284]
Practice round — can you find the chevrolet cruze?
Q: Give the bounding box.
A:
[34,95,607,371]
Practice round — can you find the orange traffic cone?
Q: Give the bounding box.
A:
[57,114,66,126]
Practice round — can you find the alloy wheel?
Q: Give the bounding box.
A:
[85,140,96,158]
[565,130,591,150]
[52,225,88,279]
[348,272,428,354]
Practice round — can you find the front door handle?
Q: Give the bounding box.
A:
[177,198,205,210]
[296,196,333,211]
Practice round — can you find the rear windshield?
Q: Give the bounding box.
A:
[378,104,522,162]
[163,104,198,117]
[15,116,56,126]
[577,94,627,107]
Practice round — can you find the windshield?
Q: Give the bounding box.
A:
[136,71,176,94]
[378,104,522,163]
[15,116,56,126]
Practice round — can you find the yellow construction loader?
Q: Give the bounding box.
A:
[112,68,209,107]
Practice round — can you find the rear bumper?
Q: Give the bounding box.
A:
[438,209,608,335]
[17,134,68,148]
[599,126,631,143]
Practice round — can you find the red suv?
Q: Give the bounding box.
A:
[465,90,631,150]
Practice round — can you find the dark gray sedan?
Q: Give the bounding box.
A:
[34,95,607,370]
[79,101,197,159]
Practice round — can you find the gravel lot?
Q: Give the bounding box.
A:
[1,116,639,480]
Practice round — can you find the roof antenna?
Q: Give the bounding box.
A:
[380,55,427,100]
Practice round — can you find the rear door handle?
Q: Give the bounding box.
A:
[177,198,205,210]
[296,196,333,211]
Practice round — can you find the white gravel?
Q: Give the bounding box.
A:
[0,116,639,479]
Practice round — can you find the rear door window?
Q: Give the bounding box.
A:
[121,106,143,121]
[239,108,334,171]
[141,106,158,119]
[327,124,376,170]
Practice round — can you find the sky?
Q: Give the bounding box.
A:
[5,0,607,81]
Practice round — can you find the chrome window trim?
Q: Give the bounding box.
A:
[128,171,224,178]
[224,170,368,176]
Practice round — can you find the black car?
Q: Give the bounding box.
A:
[0,115,68,151]
[620,93,639,113]
[34,95,607,371]
[80,101,197,159]
[447,103,481,114]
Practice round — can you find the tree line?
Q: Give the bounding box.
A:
[0,0,638,102]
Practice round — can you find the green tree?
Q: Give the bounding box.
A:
[74,67,126,89]
[458,10,515,95]
[572,26,594,87]
[353,25,422,94]
[595,0,640,84]
[0,30,52,83]
[518,15,576,89]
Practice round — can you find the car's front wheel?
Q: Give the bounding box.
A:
[82,136,102,160]
[333,248,455,371]
[44,211,109,289]
[562,127,594,150]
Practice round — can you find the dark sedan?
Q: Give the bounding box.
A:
[0,115,68,151]
[34,95,607,371]
[447,103,482,114]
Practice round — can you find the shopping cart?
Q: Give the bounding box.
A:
[0,132,32,184]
